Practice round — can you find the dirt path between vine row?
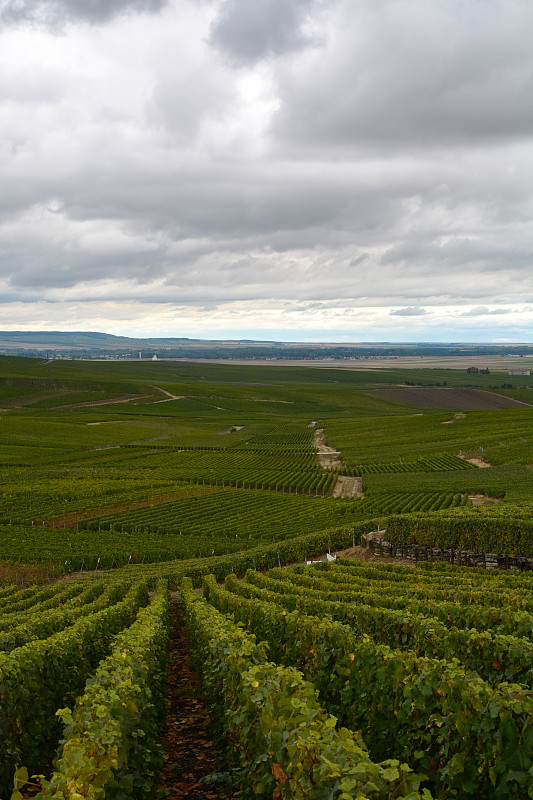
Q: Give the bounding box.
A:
[313,428,343,470]
[157,600,234,799]
[313,429,364,497]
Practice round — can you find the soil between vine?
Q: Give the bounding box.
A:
[156,600,236,800]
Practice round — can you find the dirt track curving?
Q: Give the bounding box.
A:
[151,385,186,403]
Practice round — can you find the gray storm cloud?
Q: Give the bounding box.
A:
[0,0,168,26]
[389,308,429,317]
[209,0,323,63]
[0,0,531,340]
[269,0,533,150]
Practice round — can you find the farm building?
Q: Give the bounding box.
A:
[508,368,530,376]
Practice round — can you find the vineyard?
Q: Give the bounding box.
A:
[0,490,475,570]
[196,559,533,797]
[0,354,532,798]
[4,553,533,798]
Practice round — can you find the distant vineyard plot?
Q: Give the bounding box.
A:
[373,387,533,409]
[0,355,531,568]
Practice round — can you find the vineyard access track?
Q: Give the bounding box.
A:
[313,428,342,469]
[313,428,363,498]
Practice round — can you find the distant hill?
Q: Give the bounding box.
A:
[0,331,196,347]
[0,331,531,361]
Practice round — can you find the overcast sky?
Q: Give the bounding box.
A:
[0,0,531,342]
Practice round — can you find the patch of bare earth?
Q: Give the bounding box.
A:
[373,387,533,410]
[458,454,493,468]
[333,475,363,498]
[313,429,365,498]
[313,428,343,470]
[301,543,415,568]
[468,493,503,505]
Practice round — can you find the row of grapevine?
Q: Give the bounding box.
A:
[79,490,344,538]
[227,568,533,687]
[71,521,380,589]
[342,453,477,474]
[251,563,533,639]
[0,491,360,570]
[0,579,83,616]
[19,581,170,800]
[0,581,150,795]
[231,425,316,451]
[386,511,533,556]
[180,576,433,800]
[349,490,467,517]
[178,469,338,495]
[0,472,178,525]
[274,562,533,610]
[101,446,336,497]
[202,568,533,798]
[0,583,126,652]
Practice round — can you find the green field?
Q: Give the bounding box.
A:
[0,355,531,570]
[0,354,532,798]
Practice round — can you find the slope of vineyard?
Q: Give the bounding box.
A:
[201,560,533,798]
[0,355,532,796]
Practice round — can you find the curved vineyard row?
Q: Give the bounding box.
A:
[200,561,533,798]
[342,453,477,474]
[180,577,433,800]
[0,581,150,796]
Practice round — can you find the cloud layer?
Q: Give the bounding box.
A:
[0,0,531,341]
